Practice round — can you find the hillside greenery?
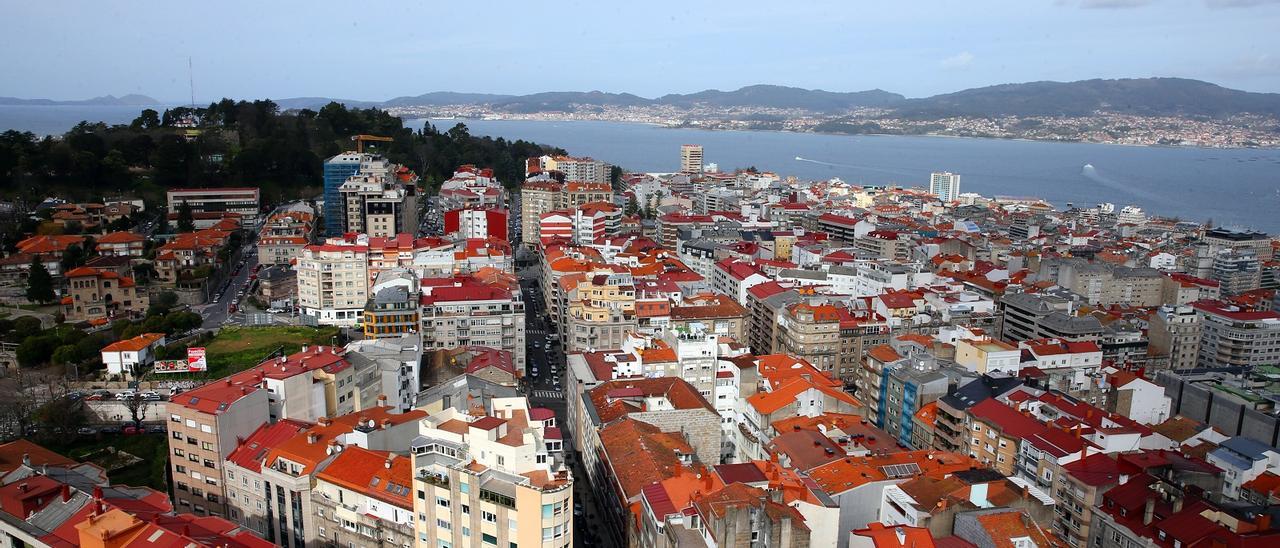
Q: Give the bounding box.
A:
[0,100,565,208]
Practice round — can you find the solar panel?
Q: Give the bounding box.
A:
[879,463,922,478]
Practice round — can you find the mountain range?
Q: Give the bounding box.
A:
[0,94,160,106]
[6,78,1278,119]
[288,79,1280,119]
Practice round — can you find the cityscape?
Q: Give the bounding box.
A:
[3,2,1280,547]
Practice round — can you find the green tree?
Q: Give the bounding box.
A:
[11,316,42,340]
[51,344,79,366]
[625,194,640,217]
[17,334,60,367]
[131,109,161,130]
[60,244,86,273]
[177,200,194,232]
[610,165,623,186]
[25,256,55,303]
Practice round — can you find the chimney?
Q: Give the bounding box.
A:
[302,345,309,353]
[1143,497,1156,526]
[377,394,388,407]
[17,484,27,493]
[381,419,392,430]
[307,432,320,444]
[1172,496,1184,514]
[1257,513,1271,532]
[225,378,232,386]
[61,483,72,502]
[385,456,394,469]
[21,453,29,467]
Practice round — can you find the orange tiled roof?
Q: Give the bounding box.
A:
[101,332,165,353]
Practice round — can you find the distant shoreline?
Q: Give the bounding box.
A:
[405,115,1272,151]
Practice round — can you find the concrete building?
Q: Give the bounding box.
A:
[1211,250,1261,296]
[1192,300,1280,367]
[62,266,146,323]
[297,242,369,327]
[411,375,573,548]
[99,332,165,379]
[999,292,1103,343]
[419,274,527,374]
[929,172,961,202]
[1147,305,1202,371]
[166,187,261,227]
[337,157,418,238]
[680,144,704,174]
[323,152,367,236]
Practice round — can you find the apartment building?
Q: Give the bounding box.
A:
[438,165,506,211]
[1147,305,1202,370]
[167,187,261,227]
[534,154,611,184]
[680,144,704,174]
[668,293,748,341]
[411,376,573,548]
[61,266,146,323]
[1049,260,1163,307]
[565,270,637,352]
[363,270,420,340]
[1192,300,1280,367]
[297,242,370,326]
[338,157,419,238]
[311,447,416,548]
[999,292,1104,343]
[419,274,527,373]
[167,346,365,517]
[259,208,316,266]
[520,180,562,249]
[1049,453,1123,547]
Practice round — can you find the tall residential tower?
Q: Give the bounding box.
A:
[929,171,961,202]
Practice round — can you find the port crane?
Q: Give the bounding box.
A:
[351,134,393,153]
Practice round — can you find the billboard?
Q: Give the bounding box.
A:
[187,347,208,371]
[153,360,192,374]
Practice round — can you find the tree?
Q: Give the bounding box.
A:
[123,394,150,428]
[131,109,160,130]
[25,256,55,303]
[59,244,86,273]
[177,200,194,232]
[610,165,623,186]
[625,194,639,217]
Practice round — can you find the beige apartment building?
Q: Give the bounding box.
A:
[565,271,637,352]
[297,242,370,326]
[412,376,574,548]
[521,181,561,248]
[167,346,363,517]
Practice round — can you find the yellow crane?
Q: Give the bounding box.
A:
[351,134,393,153]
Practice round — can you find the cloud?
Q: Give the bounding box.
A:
[1204,0,1280,7]
[940,52,975,69]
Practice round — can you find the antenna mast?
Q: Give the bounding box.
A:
[188,57,195,107]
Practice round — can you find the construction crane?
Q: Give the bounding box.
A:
[351,134,393,153]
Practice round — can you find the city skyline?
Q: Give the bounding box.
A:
[2,1,1279,102]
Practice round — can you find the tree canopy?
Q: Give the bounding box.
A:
[0,101,566,208]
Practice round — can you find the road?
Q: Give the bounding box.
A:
[196,234,260,328]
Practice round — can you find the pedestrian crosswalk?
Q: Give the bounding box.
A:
[532,390,564,400]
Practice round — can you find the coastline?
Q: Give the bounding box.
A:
[401,114,1274,151]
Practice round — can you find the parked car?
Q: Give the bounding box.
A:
[147,425,167,434]
[141,391,163,401]
[100,425,122,434]
[114,391,136,401]
[122,425,140,435]
[77,427,98,435]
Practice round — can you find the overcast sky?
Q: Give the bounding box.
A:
[3,0,1278,102]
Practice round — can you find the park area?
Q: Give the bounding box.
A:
[153,325,341,380]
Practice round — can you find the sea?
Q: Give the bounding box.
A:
[2,105,1277,232]
[411,118,1280,233]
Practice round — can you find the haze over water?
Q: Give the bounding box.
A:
[417,118,1280,232]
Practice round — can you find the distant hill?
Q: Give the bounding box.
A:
[273,96,381,110]
[895,78,1280,118]
[490,91,654,113]
[657,84,904,110]
[373,79,1280,119]
[0,94,160,106]
[382,92,516,107]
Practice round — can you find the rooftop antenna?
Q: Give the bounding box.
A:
[188,57,196,108]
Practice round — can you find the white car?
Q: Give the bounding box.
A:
[114,391,137,401]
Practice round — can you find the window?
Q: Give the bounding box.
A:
[436,519,450,531]
[437,497,450,508]
[482,533,497,545]
[461,504,470,515]
[462,527,471,537]
[482,511,497,523]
